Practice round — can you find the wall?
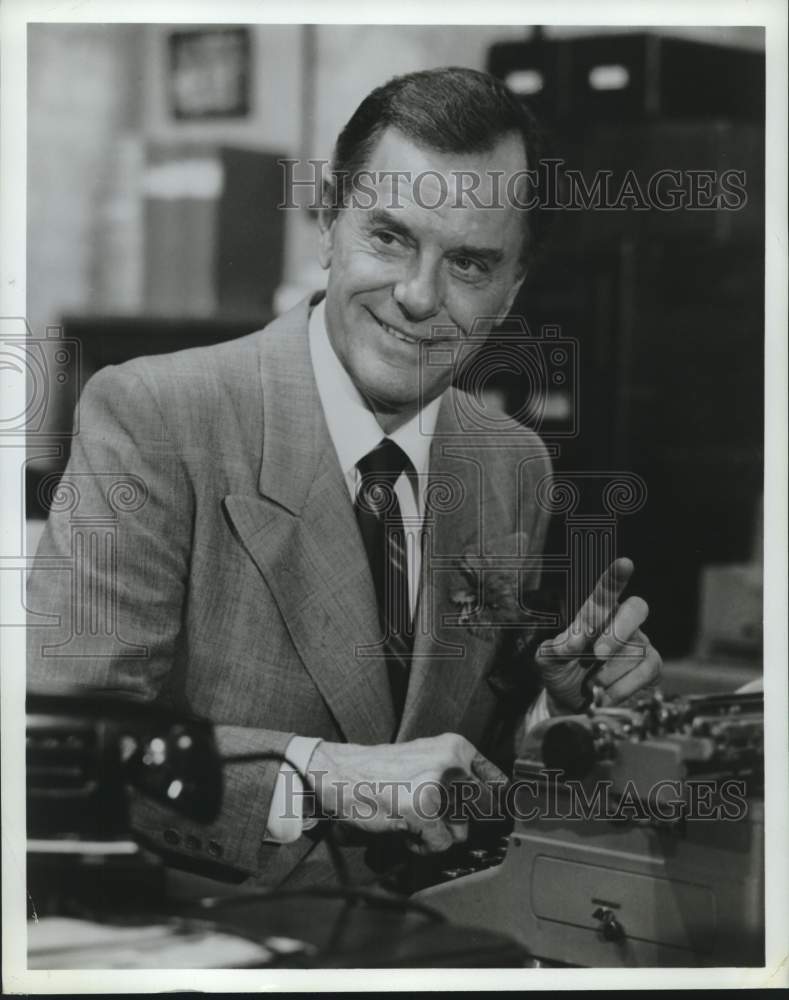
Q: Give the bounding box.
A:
[27,24,143,438]
[27,24,142,338]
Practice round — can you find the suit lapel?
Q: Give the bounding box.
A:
[223,297,395,746]
[397,391,511,742]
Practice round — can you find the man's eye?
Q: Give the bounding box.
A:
[451,256,484,277]
[372,230,399,247]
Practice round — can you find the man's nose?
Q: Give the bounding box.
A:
[392,257,443,323]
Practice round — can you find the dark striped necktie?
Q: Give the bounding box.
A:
[354,438,414,723]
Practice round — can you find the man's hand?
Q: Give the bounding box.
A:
[535,557,662,715]
[306,734,507,855]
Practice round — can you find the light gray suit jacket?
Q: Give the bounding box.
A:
[27,293,553,886]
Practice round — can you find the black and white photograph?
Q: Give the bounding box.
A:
[1,0,786,991]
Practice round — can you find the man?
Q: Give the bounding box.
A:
[27,68,661,887]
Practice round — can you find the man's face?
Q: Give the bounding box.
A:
[318,127,528,425]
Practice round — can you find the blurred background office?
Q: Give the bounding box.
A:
[24,23,764,687]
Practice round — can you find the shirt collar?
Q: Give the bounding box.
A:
[308,298,443,481]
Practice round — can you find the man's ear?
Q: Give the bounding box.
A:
[317,208,336,270]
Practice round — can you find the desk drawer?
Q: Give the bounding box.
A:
[531,856,716,952]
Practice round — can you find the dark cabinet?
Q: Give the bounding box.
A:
[487,35,764,655]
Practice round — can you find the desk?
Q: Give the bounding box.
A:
[27,890,528,969]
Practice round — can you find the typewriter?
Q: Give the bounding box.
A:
[409,690,765,967]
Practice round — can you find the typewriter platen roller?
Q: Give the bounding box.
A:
[412,691,764,967]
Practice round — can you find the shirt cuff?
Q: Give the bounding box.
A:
[262,735,322,844]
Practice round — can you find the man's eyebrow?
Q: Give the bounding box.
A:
[452,243,504,265]
[366,208,505,265]
[366,208,415,240]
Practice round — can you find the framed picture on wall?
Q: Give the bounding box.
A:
[168,27,251,119]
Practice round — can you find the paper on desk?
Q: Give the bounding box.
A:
[27,916,273,969]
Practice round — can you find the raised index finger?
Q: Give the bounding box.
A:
[571,557,634,641]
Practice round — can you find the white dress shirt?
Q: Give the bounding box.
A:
[263,299,548,842]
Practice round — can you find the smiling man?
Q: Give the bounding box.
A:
[27,67,661,886]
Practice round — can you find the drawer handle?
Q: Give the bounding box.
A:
[592,906,626,942]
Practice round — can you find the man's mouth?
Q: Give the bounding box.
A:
[369,310,420,345]
[368,309,460,346]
